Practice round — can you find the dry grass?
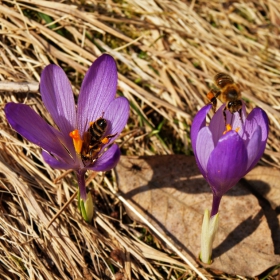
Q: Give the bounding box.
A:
[0,0,280,279]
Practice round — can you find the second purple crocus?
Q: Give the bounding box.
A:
[5,54,130,201]
[191,102,268,216]
[191,102,268,264]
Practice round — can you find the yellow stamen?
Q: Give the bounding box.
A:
[69,129,83,154]
[223,124,240,134]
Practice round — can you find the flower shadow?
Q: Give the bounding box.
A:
[117,155,280,262]
[212,209,263,258]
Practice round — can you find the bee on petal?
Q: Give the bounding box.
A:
[81,117,117,164]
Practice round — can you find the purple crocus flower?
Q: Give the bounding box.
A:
[191,102,269,217]
[5,54,130,201]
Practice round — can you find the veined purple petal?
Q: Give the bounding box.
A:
[77,54,118,135]
[90,144,120,172]
[191,104,212,153]
[242,107,269,142]
[103,97,130,142]
[5,103,72,161]
[245,108,269,171]
[42,150,77,170]
[195,127,214,177]
[209,104,226,146]
[207,130,248,197]
[245,126,261,171]
[40,64,76,155]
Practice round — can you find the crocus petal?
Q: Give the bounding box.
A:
[5,103,71,161]
[191,104,212,153]
[40,64,76,155]
[77,54,118,135]
[209,104,226,146]
[245,126,261,171]
[244,108,269,171]
[207,131,248,197]
[195,127,214,177]
[103,97,130,142]
[90,144,120,172]
[242,107,269,142]
[42,150,77,170]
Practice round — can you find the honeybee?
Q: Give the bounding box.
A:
[207,73,243,123]
[81,117,117,164]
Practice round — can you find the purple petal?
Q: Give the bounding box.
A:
[90,144,120,172]
[40,64,76,155]
[246,126,261,170]
[103,97,130,142]
[191,104,212,153]
[207,130,248,197]
[209,104,226,146]
[42,150,77,170]
[242,107,269,142]
[195,127,214,177]
[244,108,269,171]
[77,54,118,135]
[5,103,72,162]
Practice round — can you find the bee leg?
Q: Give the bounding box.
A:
[207,91,216,113]
[211,97,217,114]
[106,132,117,139]
[101,133,118,145]
[223,106,227,125]
[207,90,220,114]
[238,108,243,122]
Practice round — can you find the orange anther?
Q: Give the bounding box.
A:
[223,124,240,135]
[69,129,83,154]
[223,124,232,134]
[69,129,80,139]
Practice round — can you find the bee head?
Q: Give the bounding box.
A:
[227,100,242,113]
[96,118,107,130]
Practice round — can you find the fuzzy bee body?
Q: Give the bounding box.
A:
[81,117,116,163]
[207,73,243,123]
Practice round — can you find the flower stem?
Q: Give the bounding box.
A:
[76,169,87,201]
[210,193,222,217]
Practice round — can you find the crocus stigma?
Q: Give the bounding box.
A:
[5,54,130,201]
[191,102,269,263]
